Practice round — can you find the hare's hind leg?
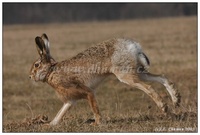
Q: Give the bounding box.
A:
[50,101,74,126]
[138,73,181,107]
[114,72,168,113]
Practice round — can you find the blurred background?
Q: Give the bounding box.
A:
[3,3,198,132]
[3,3,197,24]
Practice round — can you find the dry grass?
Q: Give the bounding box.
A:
[3,16,197,132]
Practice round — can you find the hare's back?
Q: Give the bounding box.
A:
[61,38,117,67]
[57,38,142,72]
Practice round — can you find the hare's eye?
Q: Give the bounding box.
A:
[35,63,39,68]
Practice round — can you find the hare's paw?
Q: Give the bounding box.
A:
[85,119,101,126]
[168,82,181,108]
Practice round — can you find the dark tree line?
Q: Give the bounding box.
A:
[3,3,197,24]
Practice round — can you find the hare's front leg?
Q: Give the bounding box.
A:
[50,83,101,126]
[50,101,74,126]
[86,92,101,125]
[77,84,101,125]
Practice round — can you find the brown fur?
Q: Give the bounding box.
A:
[29,34,180,126]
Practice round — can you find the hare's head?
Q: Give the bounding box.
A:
[29,33,56,82]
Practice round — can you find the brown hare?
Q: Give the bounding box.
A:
[29,33,180,126]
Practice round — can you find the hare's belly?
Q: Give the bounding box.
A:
[84,74,109,89]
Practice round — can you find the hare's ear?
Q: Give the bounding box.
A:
[35,36,44,57]
[41,33,50,57]
[35,35,50,62]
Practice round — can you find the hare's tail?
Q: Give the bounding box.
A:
[137,52,150,73]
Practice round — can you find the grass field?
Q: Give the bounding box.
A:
[3,16,197,132]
